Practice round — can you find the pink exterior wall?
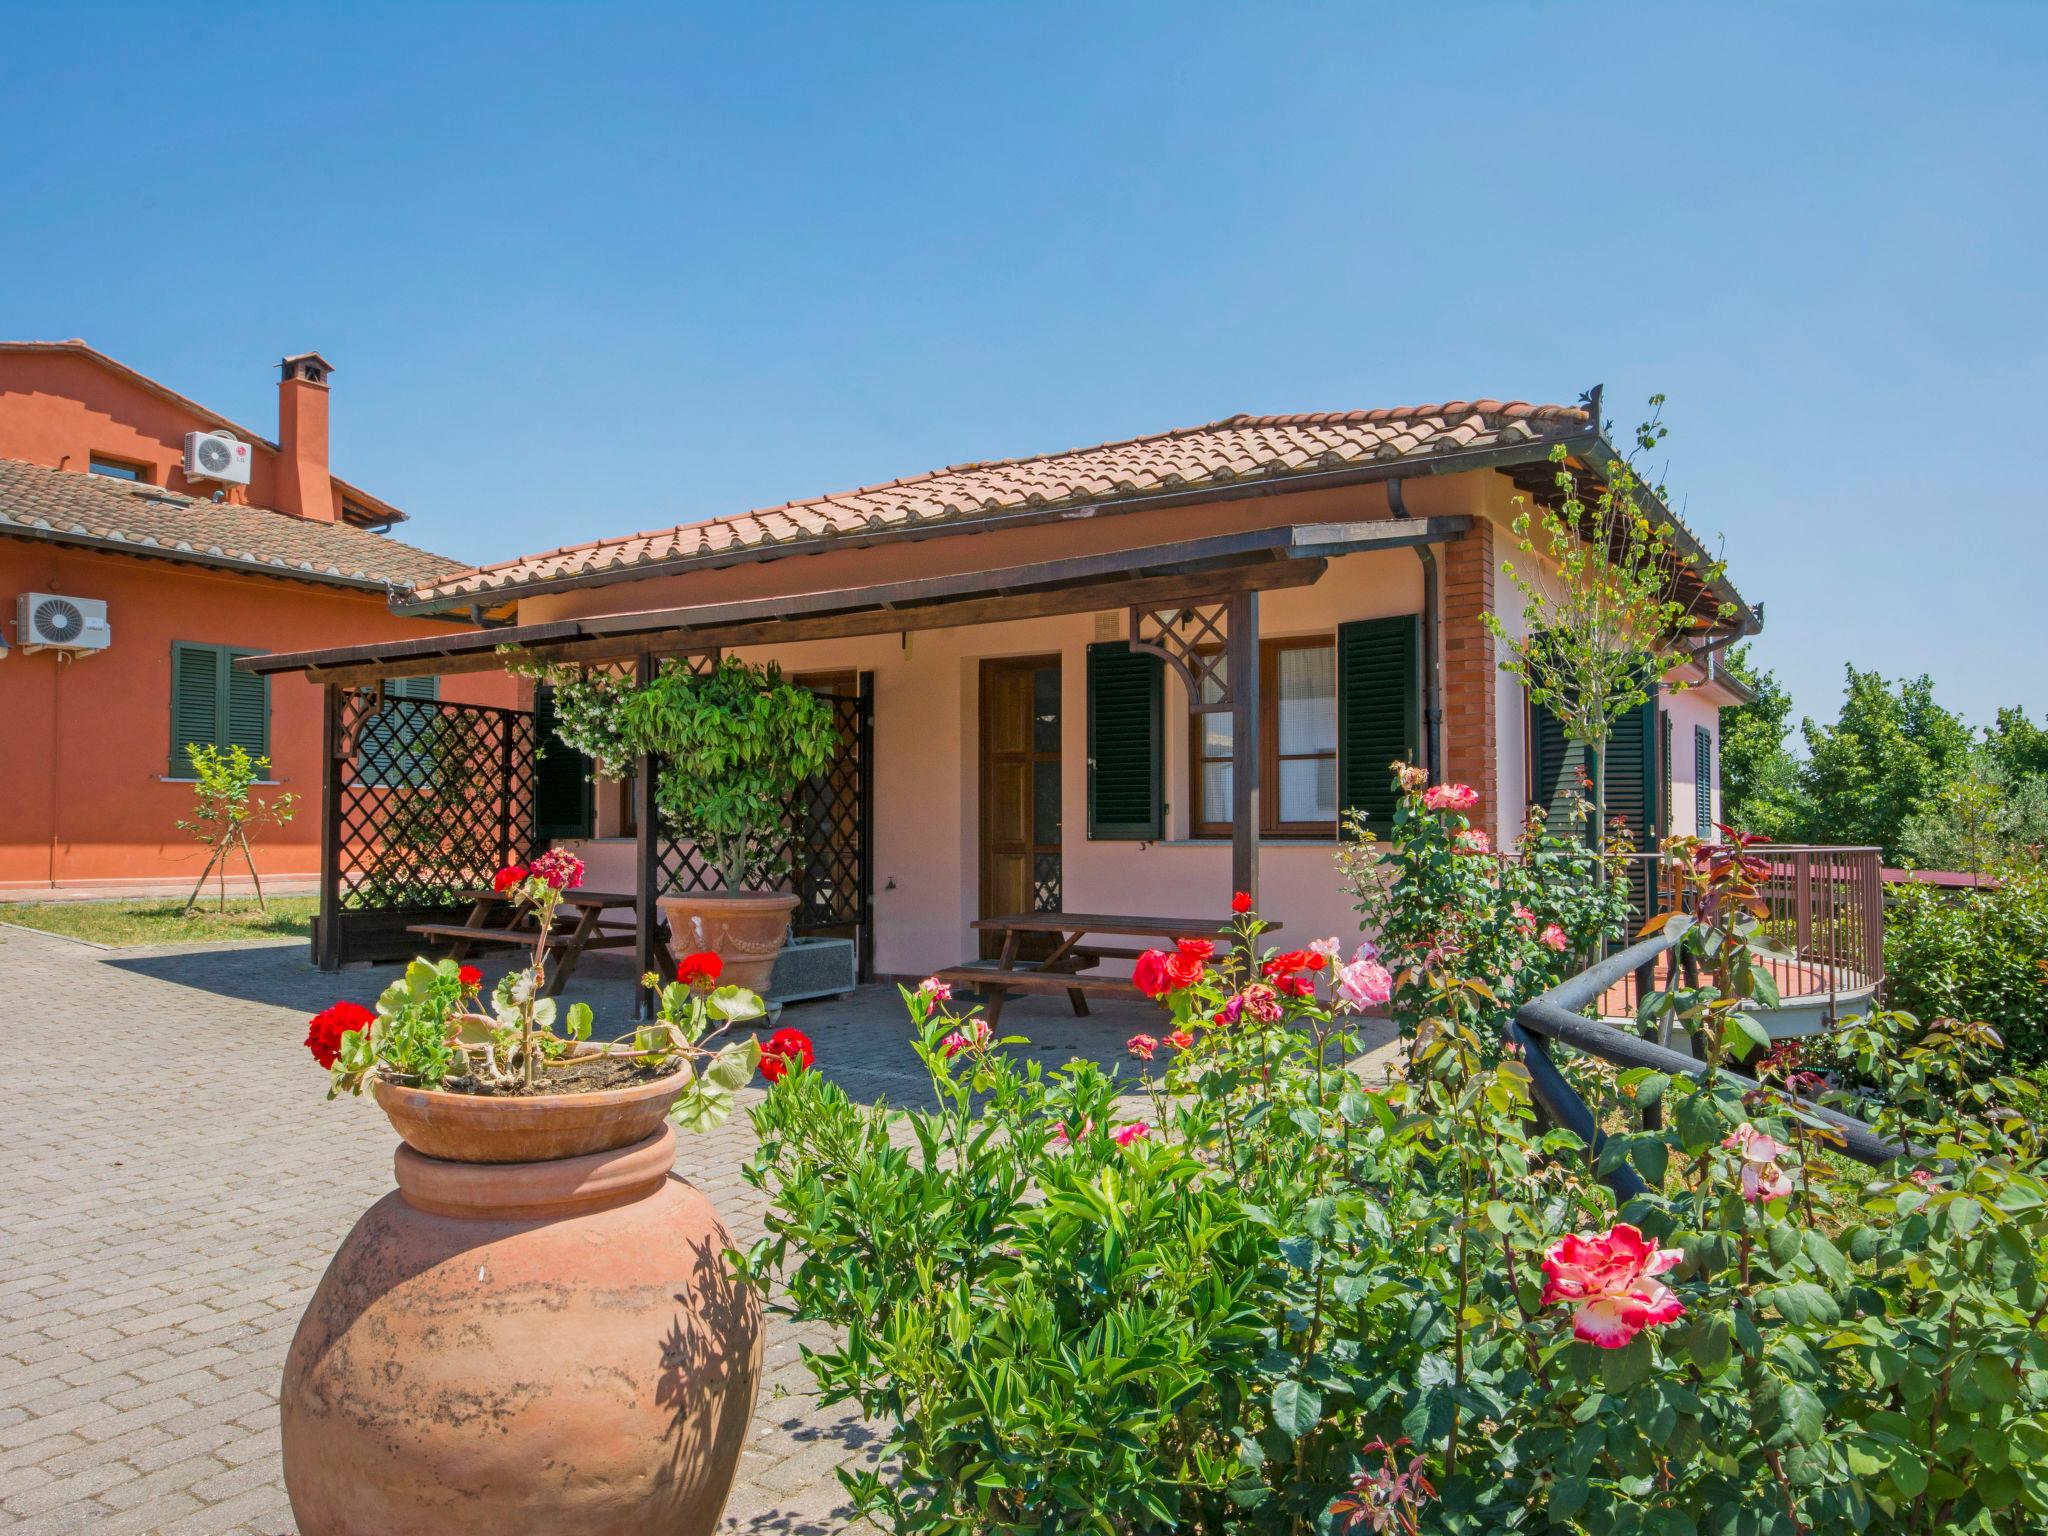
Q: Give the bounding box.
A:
[1663,683,1725,839]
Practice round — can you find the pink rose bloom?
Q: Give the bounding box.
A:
[1336,957,1393,1012]
[1422,783,1480,813]
[1049,1117,1092,1147]
[1351,938,1379,964]
[940,1018,991,1058]
[919,976,953,1001]
[1166,1028,1194,1050]
[1126,1033,1159,1061]
[1722,1123,1795,1202]
[1539,923,1568,952]
[1310,936,1344,964]
[1455,828,1491,854]
[1235,983,1283,1023]
[1512,904,1537,936]
[1540,1222,1686,1348]
[1112,1121,1150,1147]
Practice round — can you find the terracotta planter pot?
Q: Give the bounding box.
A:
[281,1123,761,1536]
[371,1065,688,1164]
[658,890,799,993]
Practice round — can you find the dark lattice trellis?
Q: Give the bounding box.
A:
[316,688,537,969]
[647,680,872,964]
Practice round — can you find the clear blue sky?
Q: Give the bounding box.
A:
[4,2,2042,732]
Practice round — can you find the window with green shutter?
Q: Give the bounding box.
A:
[355,676,441,788]
[1336,615,1421,837]
[1695,725,1714,838]
[1527,686,1659,844]
[1086,642,1163,839]
[168,642,269,776]
[533,684,595,840]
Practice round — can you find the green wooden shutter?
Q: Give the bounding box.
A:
[224,648,270,762]
[1695,725,1714,838]
[1337,615,1420,836]
[1661,709,1674,841]
[169,642,222,776]
[355,676,436,786]
[1601,692,1658,847]
[1086,642,1162,840]
[1528,696,1591,836]
[533,684,595,840]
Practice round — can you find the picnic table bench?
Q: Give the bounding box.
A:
[930,911,1275,1027]
[408,888,669,998]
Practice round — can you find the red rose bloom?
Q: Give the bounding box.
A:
[493,863,528,894]
[1262,949,1317,979]
[1132,949,1173,999]
[1175,937,1215,964]
[1273,974,1315,999]
[1164,951,1206,991]
[1231,891,1253,914]
[305,1000,375,1070]
[759,1026,813,1083]
[457,965,483,991]
[677,951,723,987]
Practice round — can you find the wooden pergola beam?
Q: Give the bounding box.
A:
[303,559,1331,688]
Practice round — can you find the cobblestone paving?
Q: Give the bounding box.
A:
[0,923,1398,1534]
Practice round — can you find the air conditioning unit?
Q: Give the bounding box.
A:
[183,430,252,485]
[16,592,112,654]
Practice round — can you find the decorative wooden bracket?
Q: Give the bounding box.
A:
[1128,600,1233,712]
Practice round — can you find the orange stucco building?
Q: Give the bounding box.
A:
[0,342,514,893]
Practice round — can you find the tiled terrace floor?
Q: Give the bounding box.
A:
[0,922,1400,1534]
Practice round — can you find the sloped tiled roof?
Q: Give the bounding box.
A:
[406,400,1591,608]
[0,457,465,592]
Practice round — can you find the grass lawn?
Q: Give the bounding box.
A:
[0,896,318,947]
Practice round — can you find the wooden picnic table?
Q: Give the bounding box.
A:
[407,888,668,998]
[931,911,1277,1026]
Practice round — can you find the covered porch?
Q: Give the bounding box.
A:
[240,514,1472,1003]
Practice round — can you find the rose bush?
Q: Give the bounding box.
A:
[742,825,2048,1533]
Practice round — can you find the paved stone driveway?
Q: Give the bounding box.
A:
[1,924,1393,1534]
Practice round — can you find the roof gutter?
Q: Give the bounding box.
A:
[391,431,1598,617]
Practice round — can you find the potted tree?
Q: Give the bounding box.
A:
[282,850,818,1535]
[535,656,841,992]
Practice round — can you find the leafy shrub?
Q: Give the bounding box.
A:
[742,796,2048,1534]
[1338,766,1632,1041]
[1883,862,2048,1063]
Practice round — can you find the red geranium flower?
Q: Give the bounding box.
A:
[456,965,483,991]
[305,1000,375,1070]
[677,951,723,987]
[759,1026,813,1083]
[493,863,529,893]
[1132,949,1173,999]
[1231,891,1253,914]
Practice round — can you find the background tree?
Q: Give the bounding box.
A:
[1795,666,1972,855]
[1715,644,1808,841]
[1484,398,1734,852]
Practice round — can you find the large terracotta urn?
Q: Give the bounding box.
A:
[659,890,799,993]
[280,1076,761,1536]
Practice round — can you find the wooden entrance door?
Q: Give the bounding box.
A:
[978,656,1062,959]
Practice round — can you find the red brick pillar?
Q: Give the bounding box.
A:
[1440,519,1503,839]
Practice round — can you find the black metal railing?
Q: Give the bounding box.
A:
[1507,926,1907,1200]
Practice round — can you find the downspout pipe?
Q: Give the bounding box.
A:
[1387,479,1444,781]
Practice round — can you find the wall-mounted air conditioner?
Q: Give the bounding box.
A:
[183,430,252,485]
[16,592,112,654]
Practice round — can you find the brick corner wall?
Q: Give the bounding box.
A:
[1440,519,1504,838]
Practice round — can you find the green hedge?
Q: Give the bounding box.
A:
[1884,863,2048,1063]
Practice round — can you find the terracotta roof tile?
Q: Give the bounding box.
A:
[407,400,1590,606]
[0,458,466,592]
